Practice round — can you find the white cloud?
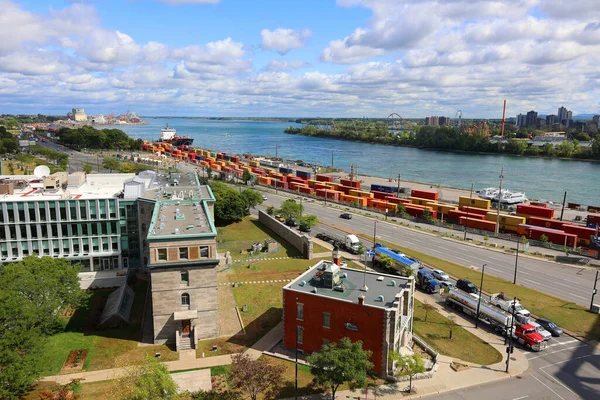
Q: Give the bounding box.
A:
[260,28,312,54]
[265,60,311,71]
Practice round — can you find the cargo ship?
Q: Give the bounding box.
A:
[157,124,194,147]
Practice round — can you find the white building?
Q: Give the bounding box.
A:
[72,108,87,122]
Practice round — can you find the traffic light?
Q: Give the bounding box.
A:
[506,345,515,354]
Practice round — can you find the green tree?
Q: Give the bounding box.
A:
[377,254,394,271]
[102,157,120,173]
[240,189,263,210]
[421,209,435,223]
[540,234,549,245]
[228,353,285,400]
[299,214,319,231]
[391,353,426,393]
[118,356,180,400]
[421,301,436,322]
[242,169,253,184]
[83,164,93,174]
[397,203,408,217]
[213,188,248,223]
[278,199,303,221]
[307,337,373,400]
[266,206,275,216]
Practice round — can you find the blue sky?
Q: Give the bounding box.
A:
[1,0,600,118]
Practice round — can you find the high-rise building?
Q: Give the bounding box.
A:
[516,114,526,127]
[0,170,218,349]
[526,110,538,128]
[425,116,440,126]
[593,115,600,128]
[557,106,568,122]
[438,116,450,126]
[71,108,87,122]
[546,114,557,126]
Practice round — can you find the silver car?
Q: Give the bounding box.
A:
[529,321,552,341]
[431,269,449,281]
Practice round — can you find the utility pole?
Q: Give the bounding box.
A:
[513,235,520,284]
[495,166,504,237]
[560,191,567,221]
[475,263,486,328]
[464,183,474,241]
[397,173,401,195]
[331,150,334,169]
[275,143,278,160]
[590,270,599,312]
[505,297,517,373]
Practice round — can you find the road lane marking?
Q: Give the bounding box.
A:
[539,370,579,397]
[527,345,587,360]
[511,396,529,400]
[531,374,565,400]
[523,278,542,285]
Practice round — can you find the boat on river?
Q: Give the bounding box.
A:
[157,124,194,147]
[478,188,528,204]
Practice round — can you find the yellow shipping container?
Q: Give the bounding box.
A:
[458,196,491,210]
[427,202,457,215]
[409,197,433,206]
[485,212,525,226]
[349,189,374,198]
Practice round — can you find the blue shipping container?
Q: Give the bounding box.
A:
[279,167,293,174]
[371,184,397,194]
[224,155,231,161]
[296,170,311,178]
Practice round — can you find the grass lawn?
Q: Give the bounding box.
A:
[216,217,301,260]
[361,235,600,340]
[39,279,178,376]
[227,257,327,283]
[413,300,502,365]
[312,242,330,254]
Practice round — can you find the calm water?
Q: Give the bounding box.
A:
[118,118,600,205]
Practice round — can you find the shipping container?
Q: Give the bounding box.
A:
[338,185,353,195]
[529,201,546,207]
[385,196,411,205]
[459,206,491,217]
[484,212,526,227]
[296,170,311,179]
[459,217,497,232]
[316,189,340,201]
[409,197,435,206]
[526,216,568,231]
[289,182,309,191]
[563,225,597,246]
[427,202,458,216]
[448,210,485,223]
[349,189,374,198]
[370,184,397,194]
[341,179,361,189]
[340,194,368,207]
[458,196,491,210]
[315,174,333,183]
[370,190,391,200]
[279,167,293,174]
[250,161,260,167]
[518,225,577,247]
[411,189,438,201]
[404,205,437,219]
[587,214,600,229]
[516,204,554,219]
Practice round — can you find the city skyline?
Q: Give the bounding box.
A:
[1,0,600,118]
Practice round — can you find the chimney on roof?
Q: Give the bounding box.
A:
[358,295,365,306]
[332,246,340,266]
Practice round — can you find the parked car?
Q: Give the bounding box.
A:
[535,318,563,337]
[285,217,298,227]
[439,281,453,291]
[340,213,352,219]
[431,269,449,281]
[262,195,268,201]
[299,225,311,232]
[529,321,552,341]
[456,278,478,294]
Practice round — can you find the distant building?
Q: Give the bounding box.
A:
[593,115,600,129]
[557,106,573,127]
[71,108,87,122]
[282,258,416,379]
[557,106,568,122]
[516,114,526,127]
[546,114,557,126]
[537,118,546,128]
[438,116,450,126]
[425,116,440,126]
[526,110,538,128]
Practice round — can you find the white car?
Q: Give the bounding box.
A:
[529,321,552,341]
[431,269,449,281]
[262,195,268,201]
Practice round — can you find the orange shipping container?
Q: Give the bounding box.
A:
[459,217,497,232]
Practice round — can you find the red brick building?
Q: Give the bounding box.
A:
[283,260,415,379]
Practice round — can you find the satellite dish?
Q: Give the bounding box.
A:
[33,165,51,178]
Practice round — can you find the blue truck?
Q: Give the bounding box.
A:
[416,270,441,294]
[373,245,421,277]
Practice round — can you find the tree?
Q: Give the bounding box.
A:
[307,337,373,400]
[421,209,435,223]
[299,214,319,231]
[540,234,549,245]
[0,257,87,399]
[421,301,436,322]
[39,379,81,400]
[191,390,241,400]
[377,254,394,271]
[242,169,253,184]
[102,157,120,173]
[240,189,263,210]
[83,164,93,174]
[228,354,285,400]
[278,199,303,221]
[210,181,249,223]
[117,356,180,400]
[266,206,275,216]
[391,353,426,393]
[397,203,408,217]
[446,315,458,339]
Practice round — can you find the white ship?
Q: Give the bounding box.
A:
[478,188,528,204]
[160,124,177,141]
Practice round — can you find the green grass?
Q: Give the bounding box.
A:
[39,280,178,376]
[361,235,600,340]
[413,300,502,365]
[312,242,330,254]
[228,257,327,283]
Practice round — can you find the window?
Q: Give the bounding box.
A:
[181,293,190,308]
[296,303,304,321]
[323,312,331,329]
[179,247,189,260]
[157,248,168,261]
[200,246,209,257]
[296,326,304,345]
[322,338,330,347]
[181,271,189,285]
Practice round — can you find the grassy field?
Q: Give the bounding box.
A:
[413,300,502,365]
[227,257,327,283]
[39,279,178,376]
[312,241,330,254]
[361,235,600,340]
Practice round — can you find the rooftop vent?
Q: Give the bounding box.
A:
[159,223,165,230]
[299,281,306,287]
[175,213,185,220]
[174,228,180,235]
[312,287,318,294]
[390,280,397,287]
[377,276,384,281]
[377,295,384,302]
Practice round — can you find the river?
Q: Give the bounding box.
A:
[117,118,600,206]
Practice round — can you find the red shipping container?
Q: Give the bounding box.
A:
[410,189,438,201]
[460,206,491,216]
[449,210,485,222]
[338,185,354,195]
[299,186,314,195]
[529,201,546,207]
[524,226,577,247]
[527,216,568,231]
[385,196,410,205]
[340,179,361,189]
[563,225,596,245]
[315,174,333,183]
[459,217,497,232]
[404,205,437,219]
[275,180,288,190]
[314,183,332,191]
[516,204,554,219]
[370,190,391,200]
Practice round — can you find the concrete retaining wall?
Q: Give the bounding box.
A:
[258,211,313,259]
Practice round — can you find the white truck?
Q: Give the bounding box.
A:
[315,232,361,254]
[490,293,531,319]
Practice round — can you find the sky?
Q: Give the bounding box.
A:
[1,0,599,118]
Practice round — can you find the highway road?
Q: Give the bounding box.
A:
[258,191,598,308]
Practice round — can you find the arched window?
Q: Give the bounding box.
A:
[180,271,189,285]
[181,293,190,308]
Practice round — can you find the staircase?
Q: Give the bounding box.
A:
[178,335,194,351]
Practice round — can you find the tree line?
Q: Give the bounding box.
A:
[57,126,143,151]
[284,124,600,160]
[0,126,19,154]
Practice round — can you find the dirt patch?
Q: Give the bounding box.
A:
[211,375,229,392]
[60,349,88,373]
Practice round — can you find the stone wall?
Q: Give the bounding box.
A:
[258,210,313,259]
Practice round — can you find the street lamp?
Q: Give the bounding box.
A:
[505,296,517,373]
[590,270,600,312]
[372,221,378,257]
[513,235,521,284]
[475,263,487,329]
[295,325,304,400]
